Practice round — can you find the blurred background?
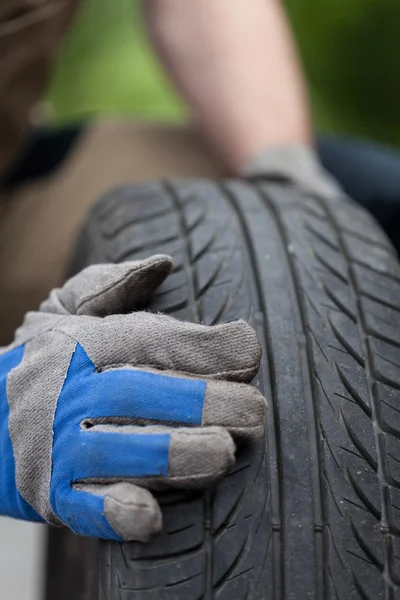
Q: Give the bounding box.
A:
[1,1,400,599]
[47,0,400,145]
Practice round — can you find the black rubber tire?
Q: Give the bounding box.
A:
[69,179,400,600]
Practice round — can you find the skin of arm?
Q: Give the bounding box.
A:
[144,0,313,174]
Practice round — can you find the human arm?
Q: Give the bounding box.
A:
[145,0,341,197]
[144,0,312,173]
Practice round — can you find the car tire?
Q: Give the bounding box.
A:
[63,178,400,600]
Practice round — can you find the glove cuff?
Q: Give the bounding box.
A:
[239,144,343,200]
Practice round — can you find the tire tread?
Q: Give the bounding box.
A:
[71,179,400,600]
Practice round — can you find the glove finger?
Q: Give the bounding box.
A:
[240,144,343,200]
[146,426,236,489]
[72,426,235,489]
[201,379,266,440]
[65,482,162,541]
[41,255,173,316]
[83,363,266,440]
[70,313,262,382]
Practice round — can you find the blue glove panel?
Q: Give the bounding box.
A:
[0,347,43,522]
[0,258,264,542]
[48,344,207,538]
[58,343,207,424]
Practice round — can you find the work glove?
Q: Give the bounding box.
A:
[240,144,343,200]
[0,255,266,542]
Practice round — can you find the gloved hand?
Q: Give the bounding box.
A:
[0,255,266,542]
[240,144,343,200]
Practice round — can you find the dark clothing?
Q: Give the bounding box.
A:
[318,135,400,254]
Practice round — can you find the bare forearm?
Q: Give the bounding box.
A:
[145,0,312,173]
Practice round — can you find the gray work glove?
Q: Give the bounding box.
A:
[0,255,266,542]
[240,144,343,199]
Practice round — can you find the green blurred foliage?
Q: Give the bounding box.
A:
[47,0,185,122]
[286,0,400,144]
[48,0,400,145]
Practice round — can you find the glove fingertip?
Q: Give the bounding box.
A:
[169,427,236,487]
[104,483,162,542]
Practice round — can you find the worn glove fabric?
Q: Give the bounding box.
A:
[0,255,266,542]
[240,144,343,200]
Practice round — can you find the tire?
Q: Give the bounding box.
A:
[68,178,400,600]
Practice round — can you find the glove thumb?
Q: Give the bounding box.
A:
[104,483,162,542]
[73,482,163,542]
[40,255,173,317]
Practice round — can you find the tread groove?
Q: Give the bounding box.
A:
[352,258,400,285]
[319,197,392,593]
[258,185,326,598]
[220,181,284,600]
[339,226,394,255]
[322,284,357,324]
[336,363,372,417]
